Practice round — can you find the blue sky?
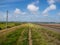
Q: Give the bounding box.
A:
[0,0,60,22]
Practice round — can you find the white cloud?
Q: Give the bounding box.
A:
[49,4,56,10]
[27,3,39,15]
[47,0,55,4]
[43,4,56,14]
[27,4,39,12]
[14,8,22,15]
[42,0,56,15]
[14,8,26,15]
[27,0,40,15]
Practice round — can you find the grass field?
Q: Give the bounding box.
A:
[0,22,23,30]
[0,23,60,45]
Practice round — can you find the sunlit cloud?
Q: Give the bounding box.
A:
[42,0,56,16]
[43,4,56,14]
[27,4,39,12]
[14,8,26,15]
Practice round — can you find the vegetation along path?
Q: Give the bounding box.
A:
[0,23,60,45]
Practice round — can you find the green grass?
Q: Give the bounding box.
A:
[17,28,29,45]
[0,24,29,45]
[0,23,60,45]
[31,27,48,45]
[0,22,21,30]
[30,24,60,45]
[0,29,23,45]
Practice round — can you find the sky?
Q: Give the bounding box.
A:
[0,0,60,22]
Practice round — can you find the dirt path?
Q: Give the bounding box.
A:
[0,25,22,37]
[0,25,21,33]
[28,27,32,45]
